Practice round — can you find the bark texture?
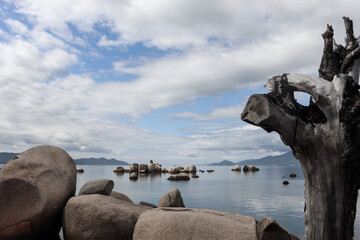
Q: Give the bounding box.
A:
[241,17,360,240]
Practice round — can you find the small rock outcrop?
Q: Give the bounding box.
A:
[129,163,138,173]
[257,217,300,240]
[183,164,196,173]
[77,168,84,173]
[231,165,241,171]
[0,145,77,240]
[158,188,185,207]
[167,173,190,181]
[129,172,138,180]
[168,166,184,174]
[207,169,215,173]
[113,166,124,173]
[243,165,259,172]
[283,180,289,185]
[147,163,155,173]
[110,191,133,203]
[63,194,150,240]
[78,179,114,196]
[133,208,258,240]
[191,174,199,178]
[139,164,148,173]
[289,173,297,178]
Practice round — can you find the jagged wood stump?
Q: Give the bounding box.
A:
[241,17,360,240]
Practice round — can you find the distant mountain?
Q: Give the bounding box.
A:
[0,152,18,163]
[0,152,129,166]
[238,151,298,166]
[206,151,298,167]
[74,158,129,165]
[208,160,235,166]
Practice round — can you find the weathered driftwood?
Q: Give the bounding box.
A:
[241,17,360,240]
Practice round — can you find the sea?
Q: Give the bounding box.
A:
[1,163,360,239]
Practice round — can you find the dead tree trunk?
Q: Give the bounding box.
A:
[241,17,360,240]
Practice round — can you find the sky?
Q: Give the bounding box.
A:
[0,0,359,165]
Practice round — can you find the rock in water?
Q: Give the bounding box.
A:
[158,188,185,207]
[63,194,150,240]
[0,145,77,240]
[133,208,258,240]
[78,179,114,196]
[231,165,241,171]
[167,173,190,181]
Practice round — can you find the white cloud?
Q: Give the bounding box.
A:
[1,0,358,163]
[170,104,243,122]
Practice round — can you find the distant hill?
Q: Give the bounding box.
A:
[0,152,18,163]
[74,158,129,165]
[207,151,298,166]
[0,152,129,166]
[208,160,235,166]
[238,151,298,166]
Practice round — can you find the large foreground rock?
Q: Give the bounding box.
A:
[63,194,150,240]
[78,179,114,196]
[133,208,258,240]
[0,145,77,240]
[158,188,185,207]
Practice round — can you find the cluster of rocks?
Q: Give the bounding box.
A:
[0,145,300,240]
[282,173,297,185]
[231,165,260,172]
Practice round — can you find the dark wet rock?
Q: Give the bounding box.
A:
[77,168,84,173]
[283,180,289,185]
[191,175,199,178]
[158,188,185,207]
[207,169,215,173]
[0,145,76,240]
[289,173,297,178]
[78,179,114,196]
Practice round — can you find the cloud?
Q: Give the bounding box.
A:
[169,104,243,122]
[1,0,358,163]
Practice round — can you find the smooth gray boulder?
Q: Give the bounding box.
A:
[113,166,124,173]
[168,166,183,174]
[139,201,157,208]
[167,173,190,181]
[147,163,155,173]
[78,179,114,196]
[183,164,196,173]
[0,145,76,240]
[63,194,150,240]
[129,172,138,180]
[129,163,138,173]
[158,188,185,207]
[133,208,258,240]
[110,191,133,203]
[257,217,299,240]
